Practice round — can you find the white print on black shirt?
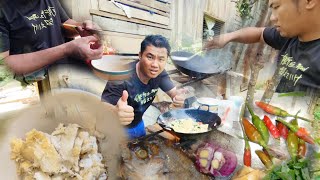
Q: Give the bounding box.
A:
[25,6,56,34]
[278,54,309,86]
[134,89,158,105]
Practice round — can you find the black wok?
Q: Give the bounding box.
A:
[157,106,221,137]
[170,51,227,79]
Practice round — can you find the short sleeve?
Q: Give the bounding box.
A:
[263,27,288,50]
[0,9,10,52]
[101,81,126,105]
[159,70,175,92]
[55,0,69,23]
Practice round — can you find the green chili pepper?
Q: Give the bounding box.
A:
[242,118,267,148]
[287,119,299,162]
[247,103,269,144]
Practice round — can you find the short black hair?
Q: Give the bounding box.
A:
[140,35,171,56]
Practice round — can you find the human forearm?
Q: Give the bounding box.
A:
[4,36,103,75]
[4,44,68,74]
[204,27,265,50]
[227,27,265,44]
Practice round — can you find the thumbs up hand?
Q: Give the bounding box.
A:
[116,90,134,125]
[172,88,188,108]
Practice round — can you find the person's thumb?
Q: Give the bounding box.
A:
[117,90,128,107]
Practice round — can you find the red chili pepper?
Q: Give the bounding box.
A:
[277,118,315,144]
[263,115,280,139]
[276,121,289,139]
[298,139,307,158]
[241,118,252,167]
[296,128,314,144]
[255,101,312,122]
[255,101,289,117]
[242,118,267,148]
[244,144,251,167]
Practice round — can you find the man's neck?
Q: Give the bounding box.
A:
[298,30,320,42]
[136,62,150,84]
[298,12,320,42]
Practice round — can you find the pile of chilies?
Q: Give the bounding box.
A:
[241,101,314,168]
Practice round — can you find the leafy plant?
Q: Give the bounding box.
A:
[264,158,311,180]
[232,0,256,19]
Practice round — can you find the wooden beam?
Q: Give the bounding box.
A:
[92,15,171,37]
[204,11,225,23]
[90,9,170,30]
[123,0,170,12]
[98,0,170,26]
[115,0,170,17]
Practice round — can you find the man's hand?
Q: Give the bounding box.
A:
[117,90,134,126]
[203,34,230,50]
[172,88,188,108]
[77,20,102,38]
[66,36,103,60]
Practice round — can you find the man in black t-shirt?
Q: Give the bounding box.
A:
[101,35,185,139]
[204,0,320,92]
[0,0,103,82]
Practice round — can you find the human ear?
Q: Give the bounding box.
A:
[138,52,142,60]
[305,0,316,9]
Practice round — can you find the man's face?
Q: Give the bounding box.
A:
[139,45,168,79]
[269,0,304,37]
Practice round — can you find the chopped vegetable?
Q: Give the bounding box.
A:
[195,143,237,177]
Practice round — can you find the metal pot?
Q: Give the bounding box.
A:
[170,51,229,79]
[157,107,221,137]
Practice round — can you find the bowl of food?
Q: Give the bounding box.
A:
[0,89,125,179]
[90,55,137,81]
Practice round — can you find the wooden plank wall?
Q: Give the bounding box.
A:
[169,0,237,49]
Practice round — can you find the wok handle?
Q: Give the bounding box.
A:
[198,104,210,112]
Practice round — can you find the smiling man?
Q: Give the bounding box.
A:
[101,35,185,139]
[204,0,320,92]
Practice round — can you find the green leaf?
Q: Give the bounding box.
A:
[301,167,311,180]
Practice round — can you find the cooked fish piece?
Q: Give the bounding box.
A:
[23,129,62,173]
[81,135,98,154]
[80,165,107,180]
[11,124,108,179]
[34,171,51,180]
[51,123,80,169]
[72,135,84,172]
